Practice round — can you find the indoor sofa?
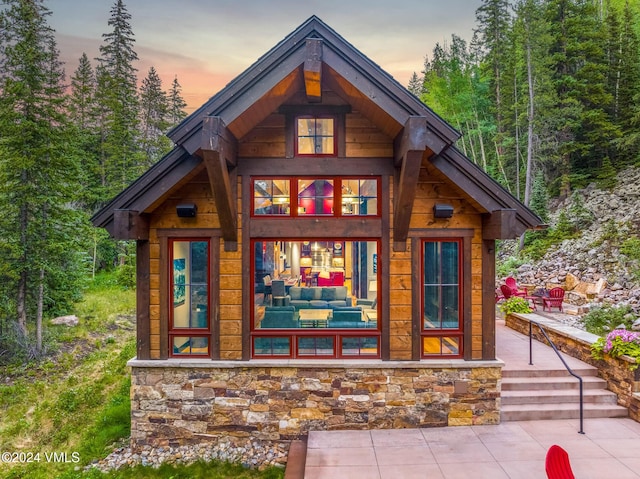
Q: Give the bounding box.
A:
[288,286,351,310]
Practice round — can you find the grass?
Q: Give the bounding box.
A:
[0,271,285,479]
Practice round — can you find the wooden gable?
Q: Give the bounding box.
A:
[92,15,542,241]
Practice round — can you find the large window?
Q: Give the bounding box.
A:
[296,116,335,155]
[421,239,462,358]
[169,239,210,356]
[252,177,379,217]
[252,239,379,359]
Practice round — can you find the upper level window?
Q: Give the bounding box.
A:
[296,116,335,156]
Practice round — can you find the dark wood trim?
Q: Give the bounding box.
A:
[482,239,496,360]
[159,236,169,359]
[408,228,475,238]
[483,209,517,240]
[237,157,394,176]
[249,218,382,238]
[242,179,252,360]
[199,117,238,248]
[156,228,222,237]
[380,175,390,360]
[411,237,421,360]
[462,236,472,361]
[304,38,323,102]
[210,236,221,360]
[113,210,149,240]
[136,240,151,360]
[392,150,422,249]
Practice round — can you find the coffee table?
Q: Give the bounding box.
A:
[298,309,332,328]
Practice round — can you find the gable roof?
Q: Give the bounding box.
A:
[92,15,542,239]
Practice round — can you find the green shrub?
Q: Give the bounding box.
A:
[496,256,526,279]
[499,297,533,315]
[583,305,634,336]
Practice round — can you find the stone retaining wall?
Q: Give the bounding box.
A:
[129,359,503,448]
[506,313,640,422]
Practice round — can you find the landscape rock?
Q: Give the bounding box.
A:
[51,315,79,327]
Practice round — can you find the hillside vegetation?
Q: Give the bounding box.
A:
[0,274,283,479]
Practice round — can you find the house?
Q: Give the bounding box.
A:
[92,16,542,447]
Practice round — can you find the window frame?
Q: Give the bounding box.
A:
[250,237,381,360]
[168,238,212,358]
[420,238,464,359]
[295,115,337,157]
[250,176,381,218]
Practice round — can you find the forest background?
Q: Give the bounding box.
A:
[1,0,639,363]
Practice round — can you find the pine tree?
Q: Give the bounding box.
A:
[168,75,188,125]
[0,0,87,356]
[96,0,142,198]
[139,66,170,168]
[407,71,423,97]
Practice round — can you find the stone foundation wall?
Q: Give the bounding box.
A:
[506,313,640,422]
[129,359,503,448]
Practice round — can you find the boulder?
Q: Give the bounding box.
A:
[51,315,79,327]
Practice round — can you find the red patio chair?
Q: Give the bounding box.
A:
[545,444,575,479]
[543,287,565,312]
[500,284,514,299]
[505,276,527,297]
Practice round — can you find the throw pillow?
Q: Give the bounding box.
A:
[301,288,315,301]
[321,288,336,301]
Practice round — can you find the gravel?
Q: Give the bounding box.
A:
[85,437,289,473]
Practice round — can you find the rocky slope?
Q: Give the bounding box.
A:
[500,167,640,315]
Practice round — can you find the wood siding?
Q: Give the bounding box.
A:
[145,110,486,361]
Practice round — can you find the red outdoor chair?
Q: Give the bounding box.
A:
[545,444,575,479]
[505,276,527,297]
[543,287,565,312]
[500,284,514,299]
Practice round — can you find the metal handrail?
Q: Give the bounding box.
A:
[528,319,585,434]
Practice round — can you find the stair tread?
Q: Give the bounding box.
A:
[502,389,616,397]
[502,402,628,411]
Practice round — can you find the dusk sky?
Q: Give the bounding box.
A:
[47,0,483,112]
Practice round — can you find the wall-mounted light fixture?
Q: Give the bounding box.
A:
[176,203,197,218]
[433,203,454,219]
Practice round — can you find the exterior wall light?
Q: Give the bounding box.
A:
[176,203,197,218]
[433,203,454,218]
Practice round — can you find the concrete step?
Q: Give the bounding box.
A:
[502,388,619,405]
[502,367,598,379]
[502,375,608,391]
[501,402,629,421]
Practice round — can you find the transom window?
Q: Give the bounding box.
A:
[169,239,211,357]
[296,116,335,155]
[252,177,379,217]
[252,239,380,359]
[421,239,463,358]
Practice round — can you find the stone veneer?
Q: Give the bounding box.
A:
[506,313,640,422]
[128,359,503,448]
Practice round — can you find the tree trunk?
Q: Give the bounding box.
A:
[520,34,536,251]
[37,268,44,354]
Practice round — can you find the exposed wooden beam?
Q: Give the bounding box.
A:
[199,117,238,249]
[482,209,517,240]
[112,209,149,240]
[304,38,323,102]
[393,117,429,250]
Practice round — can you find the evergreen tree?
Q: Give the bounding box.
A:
[168,75,188,125]
[0,0,87,356]
[139,66,170,168]
[407,71,423,97]
[474,0,512,145]
[95,0,142,199]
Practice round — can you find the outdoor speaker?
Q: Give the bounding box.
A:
[433,203,454,218]
[176,203,197,218]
